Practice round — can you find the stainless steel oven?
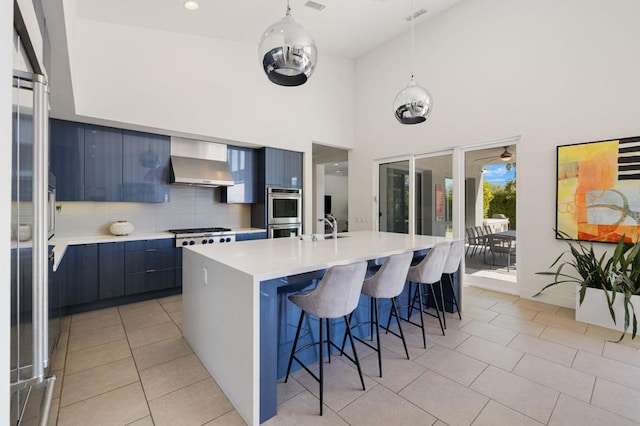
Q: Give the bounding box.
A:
[267,187,302,225]
[268,223,302,239]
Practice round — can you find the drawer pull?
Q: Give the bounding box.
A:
[146,269,157,273]
[146,248,156,252]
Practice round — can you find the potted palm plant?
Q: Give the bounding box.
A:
[535,231,639,341]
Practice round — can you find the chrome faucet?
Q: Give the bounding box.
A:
[318,215,338,240]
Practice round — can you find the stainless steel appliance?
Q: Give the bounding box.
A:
[268,223,302,239]
[48,175,55,240]
[169,227,236,247]
[267,187,302,225]
[11,70,58,425]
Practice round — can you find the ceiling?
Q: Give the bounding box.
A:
[74,0,463,59]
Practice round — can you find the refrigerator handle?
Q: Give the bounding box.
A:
[31,74,49,381]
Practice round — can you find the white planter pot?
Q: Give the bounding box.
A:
[576,286,640,332]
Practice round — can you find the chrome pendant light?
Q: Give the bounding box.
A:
[258,0,318,87]
[393,0,432,124]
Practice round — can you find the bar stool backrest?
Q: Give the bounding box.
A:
[443,240,465,275]
[362,251,413,299]
[293,261,368,319]
[407,242,451,284]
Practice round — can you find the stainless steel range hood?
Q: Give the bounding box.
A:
[170,137,234,187]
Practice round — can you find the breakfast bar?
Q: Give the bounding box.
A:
[182,231,453,425]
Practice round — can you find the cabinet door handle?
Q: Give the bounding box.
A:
[146,248,156,252]
[146,269,157,273]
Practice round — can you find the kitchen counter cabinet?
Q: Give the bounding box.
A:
[183,231,455,425]
[122,130,171,203]
[99,242,125,299]
[235,231,267,241]
[124,239,175,295]
[56,244,99,307]
[84,124,123,201]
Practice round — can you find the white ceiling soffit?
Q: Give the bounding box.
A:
[74,0,463,59]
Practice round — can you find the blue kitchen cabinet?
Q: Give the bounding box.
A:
[122,130,171,203]
[49,119,85,201]
[175,247,183,287]
[84,124,123,201]
[221,146,257,203]
[236,231,267,241]
[99,242,125,299]
[56,244,99,307]
[124,239,175,295]
[264,148,302,189]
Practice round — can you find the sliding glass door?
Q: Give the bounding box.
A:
[378,161,409,233]
[415,154,453,237]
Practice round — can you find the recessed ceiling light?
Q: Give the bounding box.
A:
[305,1,326,11]
[334,163,339,166]
[183,1,199,11]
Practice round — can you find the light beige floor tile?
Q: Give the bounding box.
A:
[65,339,131,374]
[540,326,604,354]
[513,298,560,314]
[69,311,122,336]
[61,357,139,406]
[140,353,209,400]
[399,370,488,426]
[133,336,193,370]
[73,307,119,322]
[360,348,427,392]
[127,321,181,349]
[456,336,524,371]
[168,310,183,326]
[572,350,640,391]
[548,393,638,426]
[204,410,247,425]
[556,307,576,318]
[57,382,149,426]
[160,300,182,314]
[478,290,519,304]
[470,366,559,424]
[472,400,543,426]
[263,390,348,425]
[460,305,500,323]
[462,285,485,296]
[67,324,126,352]
[52,370,63,400]
[21,397,61,426]
[489,314,546,337]
[532,311,588,334]
[375,324,429,359]
[122,311,172,333]
[52,343,67,372]
[277,376,306,405]
[513,354,595,401]
[148,378,234,426]
[602,340,640,368]
[465,295,500,310]
[459,320,518,345]
[488,301,538,320]
[127,416,154,426]
[507,333,577,367]
[407,324,470,350]
[591,379,640,423]
[294,357,376,412]
[339,383,437,425]
[118,299,165,320]
[157,294,182,306]
[414,344,487,386]
[584,324,634,343]
[60,316,71,332]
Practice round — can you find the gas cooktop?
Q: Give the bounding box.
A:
[168,227,232,234]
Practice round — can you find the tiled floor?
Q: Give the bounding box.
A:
[46,287,640,425]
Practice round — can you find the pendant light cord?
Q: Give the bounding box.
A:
[286,0,291,16]
[410,0,415,81]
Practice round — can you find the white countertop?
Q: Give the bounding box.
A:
[187,230,452,281]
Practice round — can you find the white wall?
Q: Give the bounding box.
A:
[2,2,13,421]
[351,0,640,307]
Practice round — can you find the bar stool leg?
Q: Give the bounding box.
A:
[427,284,446,336]
[373,298,382,377]
[417,283,427,349]
[439,279,447,330]
[391,297,410,360]
[446,273,462,319]
[344,315,366,391]
[285,311,305,382]
[319,317,324,415]
[326,318,331,364]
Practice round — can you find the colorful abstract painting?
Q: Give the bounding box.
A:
[557,136,640,243]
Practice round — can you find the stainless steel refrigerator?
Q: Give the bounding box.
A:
[11,70,59,425]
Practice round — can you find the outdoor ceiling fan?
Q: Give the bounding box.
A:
[474,146,514,163]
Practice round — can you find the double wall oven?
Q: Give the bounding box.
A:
[267,187,302,238]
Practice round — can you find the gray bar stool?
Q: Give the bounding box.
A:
[404,241,451,348]
[441,239,464,329]
[284,261,368,415]
[341,251,414,377]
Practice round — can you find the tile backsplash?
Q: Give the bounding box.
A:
[55,186,251,237]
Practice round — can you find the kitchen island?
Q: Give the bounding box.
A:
[182,231,453,425]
